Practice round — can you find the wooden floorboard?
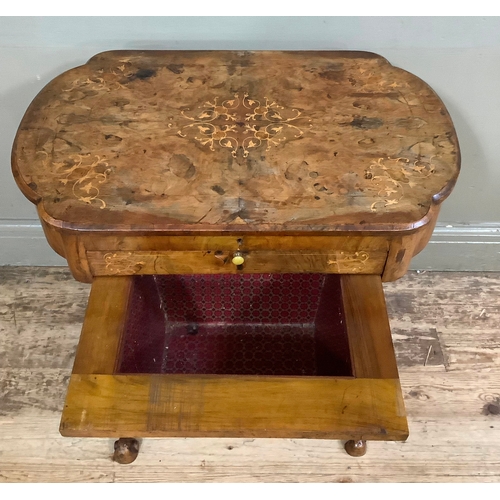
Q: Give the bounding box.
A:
[1,267,499,482]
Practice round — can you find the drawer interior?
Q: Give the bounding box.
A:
[62,273,407,440]
[118,274,352,377]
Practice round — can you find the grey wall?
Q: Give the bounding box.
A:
[1,17,500,269]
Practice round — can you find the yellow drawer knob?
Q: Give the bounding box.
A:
[232,253,245,266]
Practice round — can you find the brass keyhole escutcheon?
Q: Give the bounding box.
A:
[231,252,245,266]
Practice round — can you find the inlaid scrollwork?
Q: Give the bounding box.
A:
[104,252,145,274]
[327,251,370,272]
[177,92,308,157]
[37,152,112,209]
[366,157,436,212]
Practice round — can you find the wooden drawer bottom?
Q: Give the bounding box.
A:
[60,274,408,441]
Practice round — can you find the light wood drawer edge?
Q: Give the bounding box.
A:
[61,374,408,440]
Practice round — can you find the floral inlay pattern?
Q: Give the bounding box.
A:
[327,251,369,272]
[62,59,132,94]
[38,152,112,209]
[104,252,146,274]
[366,156,436,212]
[177,92,307,157]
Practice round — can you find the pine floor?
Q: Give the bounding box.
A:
[0,267,499,482]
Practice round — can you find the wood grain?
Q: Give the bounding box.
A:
[71,276,132,374]
[341,275,399,379]
[81,234,391,252]
[62,272,406,440]
[87,249,386,275]
[385,271,500,373]
[11,50,459,283]
[70,231,396,282]
[12,50,459,234]
[1,268,500,482]
[60,374,408,440]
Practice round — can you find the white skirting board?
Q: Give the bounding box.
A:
[0,220,499,271]
[0,220,67,266]
[410,224,500,271]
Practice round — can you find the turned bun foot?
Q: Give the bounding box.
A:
[113,438,140,464]
[344,439,367,457]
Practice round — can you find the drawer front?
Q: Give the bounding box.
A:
[87,249,387,276]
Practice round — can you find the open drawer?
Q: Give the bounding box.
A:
[60,273,408,441]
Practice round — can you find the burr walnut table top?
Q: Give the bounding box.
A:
[12,50,460,234]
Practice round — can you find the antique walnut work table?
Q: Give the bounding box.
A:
[12,51,460,461]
